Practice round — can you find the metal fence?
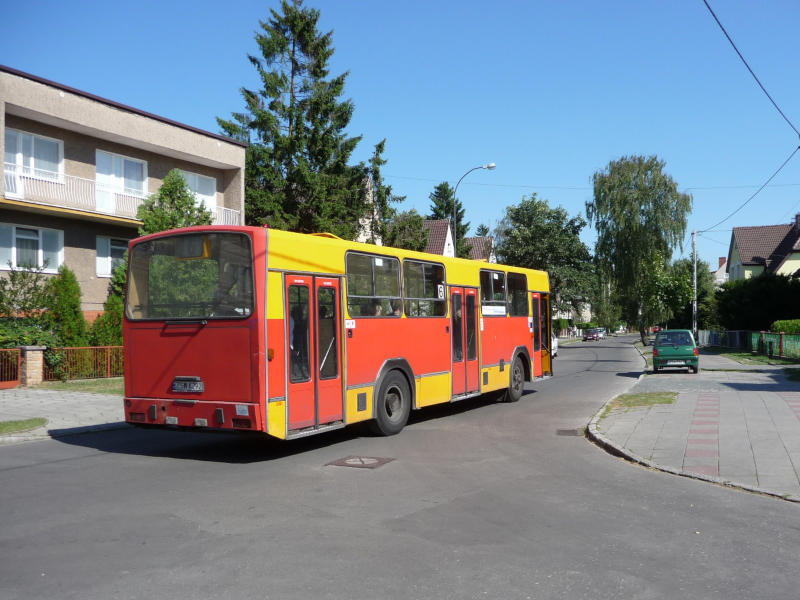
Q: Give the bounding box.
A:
[699,330,800,359]
[43,346,124,381]
[0,348,21,389]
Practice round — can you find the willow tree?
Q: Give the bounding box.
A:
[218,0,367,238]
[586,155,692,342]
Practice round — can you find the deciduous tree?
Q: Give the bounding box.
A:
[494,194,593,315]
[586,155,692,342]
[137,169,213,236]
[384,210,429,252]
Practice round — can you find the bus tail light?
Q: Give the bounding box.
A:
[268,348,274,361]
[233,418,252,429]
[653,348,658,357]
[693,347,699,356]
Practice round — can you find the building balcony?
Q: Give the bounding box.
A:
[3,163,240,226]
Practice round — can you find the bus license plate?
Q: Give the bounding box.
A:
[667,360,684,366]
[172,378,204,393]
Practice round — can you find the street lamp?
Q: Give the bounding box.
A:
[452,163,496,256]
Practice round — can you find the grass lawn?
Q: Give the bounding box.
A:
[32,377,124,396]
[600,391,677,420]
[702,347,800,366]
[0,418,47,434]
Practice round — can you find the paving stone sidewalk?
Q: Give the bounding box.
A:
[591,351,800,501]
[0,388,126,445]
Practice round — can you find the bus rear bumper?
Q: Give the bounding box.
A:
[124,397,263,432]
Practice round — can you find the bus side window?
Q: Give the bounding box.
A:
[288,285,310,382]
[345,252,400,317]
[403,259,446,317]
[507,272,528,316]
[480,270,506,316]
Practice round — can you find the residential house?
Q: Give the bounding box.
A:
[712,256,728,287]
[463,236,496,263]
[726,214,800,281]
[422,219,454,257]
[1,65,246,319]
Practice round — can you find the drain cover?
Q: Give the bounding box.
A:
[327,455,394,469]
[556,428,584,437]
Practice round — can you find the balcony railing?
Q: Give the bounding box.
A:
[3,163,240,225]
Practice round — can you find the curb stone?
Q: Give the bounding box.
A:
[585,390,800,504]
[0,421,130,445]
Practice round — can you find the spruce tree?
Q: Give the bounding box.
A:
[428,182,470,257]
[136,169,212,236]
[218,0,368,238]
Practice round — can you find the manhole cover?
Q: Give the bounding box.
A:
[326,455,394,469]
[556,428,584,437]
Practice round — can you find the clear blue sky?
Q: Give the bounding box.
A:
[5,0,800,269]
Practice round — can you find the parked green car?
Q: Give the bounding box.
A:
[652,329,700,374]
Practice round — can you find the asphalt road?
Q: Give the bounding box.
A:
[1,335,798,599]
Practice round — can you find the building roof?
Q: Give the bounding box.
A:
[728,221,800,273]
[464,236,493,261]
[0,64,247,148]
[422,219,452,255]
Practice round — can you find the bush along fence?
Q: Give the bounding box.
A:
[0,346,124,388]
[698,330,800,359]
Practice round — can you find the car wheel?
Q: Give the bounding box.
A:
[369,370,411,436]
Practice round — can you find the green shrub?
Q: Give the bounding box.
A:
[0,318,60,348]
[43,265,87,346]
[771,319,800,334]
[88,295,123,346]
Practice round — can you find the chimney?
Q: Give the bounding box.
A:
[719,257,726,268]
[795,213,800,231]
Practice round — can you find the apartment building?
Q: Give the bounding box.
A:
[0,65,246,319]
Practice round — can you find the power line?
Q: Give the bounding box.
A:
[702,0,800,138]
[700,145,800,232]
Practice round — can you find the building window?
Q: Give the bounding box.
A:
[0,224,63,272]
[180,170,217,213]
[96,236,128,277]
[95,150,147,215]
[4,128,64,182]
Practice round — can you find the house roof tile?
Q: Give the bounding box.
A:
[730,222,800,272]
[464,236,492,261]
[422,219,451,255]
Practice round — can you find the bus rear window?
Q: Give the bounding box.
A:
[126,232,254,320]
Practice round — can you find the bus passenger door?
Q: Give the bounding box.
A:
[451,287,479,396]
[286,276,315,429]
[531,292,543,377]
[285,275,343,431]
[464,289,479,393]
[451,289,465,395]
[314,277,343,424]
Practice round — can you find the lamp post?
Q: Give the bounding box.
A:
[452,163,496,257]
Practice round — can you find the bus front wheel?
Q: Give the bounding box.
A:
[503,356,525,403]
[370,370,411,436]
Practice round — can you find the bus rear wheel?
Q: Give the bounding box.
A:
[503,355,525,403]
[370,370,411,436]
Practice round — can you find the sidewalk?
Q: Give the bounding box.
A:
[590,350,800,501]
[0,388,126,445]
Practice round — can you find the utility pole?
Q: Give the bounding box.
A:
[692,229,697,340]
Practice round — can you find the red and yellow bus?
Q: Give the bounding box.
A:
[123,226,552,439]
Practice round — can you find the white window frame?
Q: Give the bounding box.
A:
[180,169,217,213]
[95,150,148,197]
[0,223,64,273]
[4,128,65,183]
[96,236,129,278]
